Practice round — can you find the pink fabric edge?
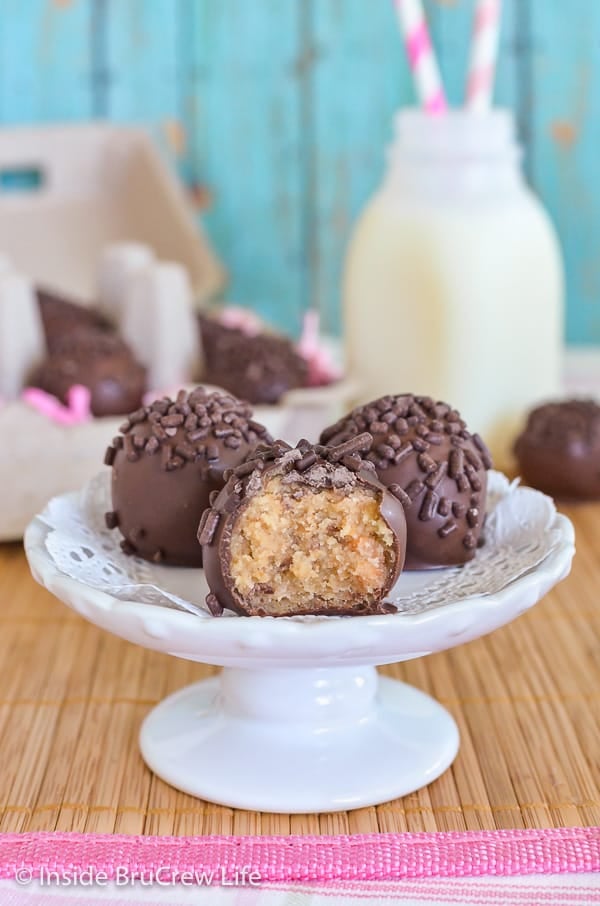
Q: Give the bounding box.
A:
[0,828,598,882]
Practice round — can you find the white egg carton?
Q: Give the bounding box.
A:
[0,123,224,300]
[0,125,356,539]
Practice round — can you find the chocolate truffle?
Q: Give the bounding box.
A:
[30,327,146,417]
[198,315,307,404]
[514,399,600,500]
[320,395,492,570]
[37,287,112,353]
[106,387,273,566]
[200,435,406,617]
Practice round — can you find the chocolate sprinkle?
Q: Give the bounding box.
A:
[328,432,373,461]
[104,511,119,529]
[438,520,457,538]
[437,497,451,517]
[296,451,318,472]
[388,483,412,508]
[467,507,479,528]
[405,479,424,501]
[419,490,438,522]
[198,509,221,545]
[205,593,224,616]
[463,532,477,550]
[448,448,464,479]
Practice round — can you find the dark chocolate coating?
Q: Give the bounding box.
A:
[37,287,112,353]
[514,399,600,500]
[200,436,407,617]
[320,395,492,570]
[198,315,307,405]
[106,387,272,566]
[31,327,146,417]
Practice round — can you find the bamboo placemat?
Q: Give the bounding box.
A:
[0,499,599,837]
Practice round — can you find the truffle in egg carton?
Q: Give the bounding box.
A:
[0,261,356,539]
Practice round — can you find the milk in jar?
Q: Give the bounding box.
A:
[343,110,564,470]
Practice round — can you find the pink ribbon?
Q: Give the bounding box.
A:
[296,310,342,387]
[22,384,92,426]
[217,306,263,336]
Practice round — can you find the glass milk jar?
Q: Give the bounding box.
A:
[343,110,564,470]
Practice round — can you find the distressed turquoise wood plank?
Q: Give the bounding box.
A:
[494,0,521,110]
[424,0,473,106]
[311,0,413,336]
[529,0,600,344]
[184,0,305,336]
[0,0,93,122]
[103,0,180,160]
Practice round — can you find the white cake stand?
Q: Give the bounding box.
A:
[24,491,574,814]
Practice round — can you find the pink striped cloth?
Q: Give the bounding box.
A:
[0,828,597,904]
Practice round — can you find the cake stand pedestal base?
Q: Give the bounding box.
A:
[139,665,459,813]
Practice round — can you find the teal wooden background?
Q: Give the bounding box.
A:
[0,0,598,343]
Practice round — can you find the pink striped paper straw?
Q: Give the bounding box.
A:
[394,0,447,115]
[466,0,502,111]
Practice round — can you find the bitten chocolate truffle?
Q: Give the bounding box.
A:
[514,399,600,500]
[200,435,406,617]
[31,327,146,417]
[198,315,307,404]
[106,387,272,566]
[320,395,492,570]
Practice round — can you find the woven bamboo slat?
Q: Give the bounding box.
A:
[0,498,598,834]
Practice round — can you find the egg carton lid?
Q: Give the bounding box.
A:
[0,123,225,303]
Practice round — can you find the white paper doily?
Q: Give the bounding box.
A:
[38,469,564,620]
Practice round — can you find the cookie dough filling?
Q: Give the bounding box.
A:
[229,476,396,614]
